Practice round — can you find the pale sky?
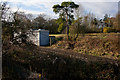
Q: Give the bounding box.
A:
[0,0,119,19]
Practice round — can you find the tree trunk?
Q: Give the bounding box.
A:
[66,25,69,40]
[66,12,70,40]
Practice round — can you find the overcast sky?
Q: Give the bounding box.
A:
[1,0,120,19]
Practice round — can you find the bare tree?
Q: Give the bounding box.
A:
[74,3,84,19]
[32,14,46,29]
[70,3,86,41]
[26,13,34,22]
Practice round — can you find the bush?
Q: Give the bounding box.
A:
[86,27,101,33]
[103,27,116,33]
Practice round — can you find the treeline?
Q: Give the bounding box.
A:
[32,14,59,34]
[58,13,120,34]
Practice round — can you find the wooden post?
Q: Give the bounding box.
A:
[50,37,52,46]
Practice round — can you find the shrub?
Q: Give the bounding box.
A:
[103,27,115,33]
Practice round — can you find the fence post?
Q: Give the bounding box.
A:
[50,37,52,46]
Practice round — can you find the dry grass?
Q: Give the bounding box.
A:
[49,34,66,37]
[51,33,120,59]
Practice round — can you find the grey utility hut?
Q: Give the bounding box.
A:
[30,29,49,46]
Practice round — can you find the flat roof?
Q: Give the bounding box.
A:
[32,29,49,32]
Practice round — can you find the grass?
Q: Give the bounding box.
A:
[51,33,120,59]
[49,34,66,37]
[50,33,120,37]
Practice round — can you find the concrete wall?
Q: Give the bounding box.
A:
[29,29,49,46]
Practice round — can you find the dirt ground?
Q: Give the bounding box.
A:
[2,43,120,79]
[39,46,120,65]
